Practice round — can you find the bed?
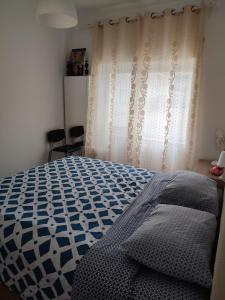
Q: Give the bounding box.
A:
[0,156,152,300]
[0,156,224,300]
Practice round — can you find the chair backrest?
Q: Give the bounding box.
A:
[47,129,65,144]
[69,126,84,138]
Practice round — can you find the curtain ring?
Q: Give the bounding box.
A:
[171,9,176,15]
[172,8,184,15]
[151,11,164,19]
[191,6,200,13]
[125,17,130,23]
[109,19,119,25]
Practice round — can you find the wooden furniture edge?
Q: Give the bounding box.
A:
[0,283,21,300]
[195,159,225,299]
[211,189,225,300]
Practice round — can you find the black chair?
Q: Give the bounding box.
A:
[69,126,85,155]
[47,129,82,162]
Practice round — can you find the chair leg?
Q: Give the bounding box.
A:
[81,146,84,156]
[48,150,52,162]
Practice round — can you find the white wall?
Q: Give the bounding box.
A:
[69,0,225,162]
[0,0,68,178]
[198,0,225,160]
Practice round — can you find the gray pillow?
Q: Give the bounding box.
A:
[158,171,219,216]
[121,204,217,288]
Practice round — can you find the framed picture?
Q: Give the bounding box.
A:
[70,48,86,76]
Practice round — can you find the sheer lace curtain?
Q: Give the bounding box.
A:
[85,6,204,172]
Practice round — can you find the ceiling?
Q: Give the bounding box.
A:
[74,0,159,11]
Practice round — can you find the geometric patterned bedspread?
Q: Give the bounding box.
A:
[0,156,153,300]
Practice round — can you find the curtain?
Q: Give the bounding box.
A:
[85,6,204,172]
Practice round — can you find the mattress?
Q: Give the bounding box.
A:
[0,156,153,300]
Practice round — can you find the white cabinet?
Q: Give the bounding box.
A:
[64,76,89,142]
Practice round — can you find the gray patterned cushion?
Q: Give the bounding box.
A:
[121,204,217,288]
[158,171,219,216]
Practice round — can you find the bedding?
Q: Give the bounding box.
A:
[0,156,153,300]
[158,171,219,216]
[121,204,217,288]
[71,174,211,300]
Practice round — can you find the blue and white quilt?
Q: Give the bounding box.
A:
[0,156,153,300]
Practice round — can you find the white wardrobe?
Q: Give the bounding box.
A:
[64,76,89,142]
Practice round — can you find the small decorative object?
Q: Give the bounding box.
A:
[210,151,225,179]
[66,61,74,76]
[66,48,86,76]
[84,59,89,75]
[72,48,86,76]
[210,165,224,176]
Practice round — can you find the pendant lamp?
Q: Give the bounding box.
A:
[36,0,78,29]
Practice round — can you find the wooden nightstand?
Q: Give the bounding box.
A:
[194,159,225,190]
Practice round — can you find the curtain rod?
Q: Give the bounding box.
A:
[90,5,200,27]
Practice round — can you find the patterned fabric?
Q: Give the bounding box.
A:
[131,267,210,300]
[121,204,217,288]
[71,174,209,300]
[158,171,219,216]
[0,156,153,300]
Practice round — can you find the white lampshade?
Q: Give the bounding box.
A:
[217,151,225,167]
[36,0,78,29]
